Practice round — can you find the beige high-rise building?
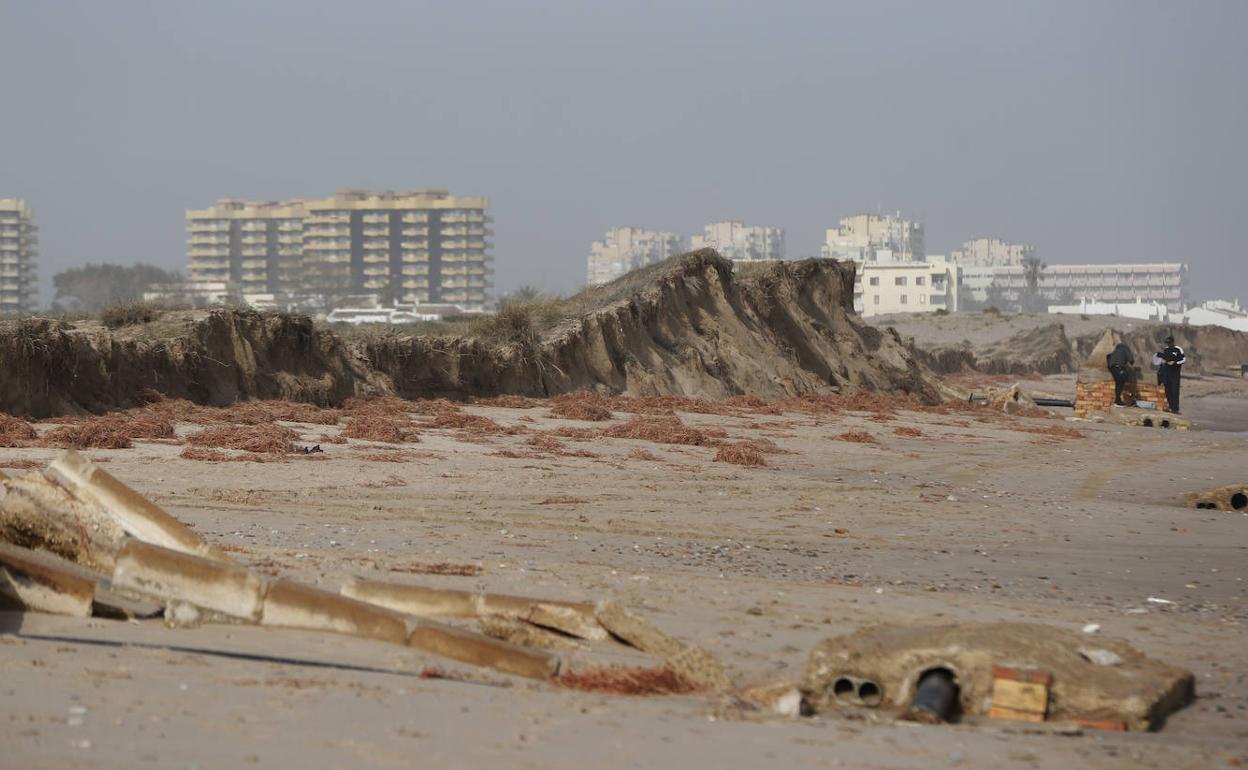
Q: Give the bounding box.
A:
[587,227,686,285]
[186,189,492,308]
[821,213,924,263]
[0,198,38,314]
[690,220,785,262]
[186,199,305,295]
[302,190,491,307]
[951,237,1034,267]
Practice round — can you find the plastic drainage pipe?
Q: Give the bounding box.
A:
[906,669,958,724]
[1032,398,1075,408]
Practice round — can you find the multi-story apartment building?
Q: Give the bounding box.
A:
[962,262,1189,311]
[0,198,38,314]
[951,237,1035,267]
[586,227,686,285]
[301,190,491,308]
[690,220,785,262]
[853,255,961,317]
[186,189,492,309]
[186,199,304,295]
[821,213,924,263]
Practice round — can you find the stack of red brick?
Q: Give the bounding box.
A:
[1074,380,1167,418]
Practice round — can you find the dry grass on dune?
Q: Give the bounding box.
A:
[186,424,299,454]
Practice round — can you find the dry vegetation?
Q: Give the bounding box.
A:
[341,415,417,444]
[714,442,768,467]
[603,415,721,446]
[0,414,38,447]
[549,392,614,421]
[834,431,879,444]
[186,425,299,454]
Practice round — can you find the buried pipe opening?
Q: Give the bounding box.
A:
[1142,418,1154,427]
[906,667,961,724]
[832,677,856,699]
[1160,420,1171,429]
[857,679,882,707]
[1232,492,1248,511]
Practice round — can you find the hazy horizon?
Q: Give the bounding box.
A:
[2,0,1245,306]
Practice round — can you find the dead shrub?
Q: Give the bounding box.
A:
[894,426,925,438]
[342,415,417,444]
[430,412,522,435]
[186,424,298,454]
[603,415,716,446]
[714,443,768,467]
[0,414,38,447]
[100,302,159,329]
[834,431,878,444]
[549,392,613,421]
[556,666,700,696]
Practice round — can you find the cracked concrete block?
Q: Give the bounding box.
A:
[408,620,561,680]
[0,541,95,617]
[112,540,265,621]
[341,578,596,628]
[260,580,409,645]
[46,450,228,562]
[524,602,608,641]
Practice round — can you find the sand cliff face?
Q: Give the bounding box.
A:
[0,251,943,417]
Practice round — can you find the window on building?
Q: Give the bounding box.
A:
[915,276,925,286]
[899,294,907,305]
[895,276,907,286]
[869,276,879,286]
[920,294,928,305]
[873,295,879,305]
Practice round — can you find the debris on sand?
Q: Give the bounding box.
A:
[603,415,718,446]
[186,425,299,454]
[894,426,925,438]
[714,443,768,467]
[0,414,38,446]
[549,392,614,421]
[179,448,282,463]
[834,431,878,444]
[38,415,176,450]
[341,415,417,444]
[556,666,700,696]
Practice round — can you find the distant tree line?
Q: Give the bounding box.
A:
[51,263,183,313]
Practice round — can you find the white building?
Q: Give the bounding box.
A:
[1180,299,1248,332]
[960,262,1189,311]
[690,220,784,262]
[1048,298,1169,322]
[586,227,687,285]
[854,255,960,317]
[951,237,1035,267]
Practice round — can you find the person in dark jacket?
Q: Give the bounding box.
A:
[1159,336,1186,413]
[1106,342,1135,406]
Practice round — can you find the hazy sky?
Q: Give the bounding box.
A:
[2,0,1245,304]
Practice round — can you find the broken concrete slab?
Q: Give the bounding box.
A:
[46,450,229,562]
[478,614,582,652]
[0,469,128,573]
[341,578,602,637]
[1104,407,1190,431]
[260,580,410,645]
[112,540,266,622]
[0,541,161,620]
[408,621,562,680]
[0,541,96,617]
[803,622,1194,731]
[595,601,733,692]
[1184,483,1248,512]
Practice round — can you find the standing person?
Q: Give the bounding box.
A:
[1106,341,1135,407]
[1160,336,1186,413]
